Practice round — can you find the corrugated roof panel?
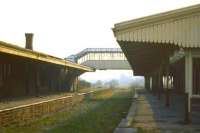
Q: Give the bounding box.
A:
[114,13,200,48]
[113,4,200,48]
[194,16,199,47]
[133,30,137,41]
[130,31,134,42]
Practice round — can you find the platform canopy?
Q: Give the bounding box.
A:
[113,4,200,75]
[0,41,94,72]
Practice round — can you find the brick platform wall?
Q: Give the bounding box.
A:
[0,92,92,126]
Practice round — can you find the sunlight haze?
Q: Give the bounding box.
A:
[0,0,199,57]
[0,0,199,83]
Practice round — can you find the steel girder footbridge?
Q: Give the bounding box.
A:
[66,48,131,70]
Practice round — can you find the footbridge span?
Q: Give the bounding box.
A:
[66,48,131,70]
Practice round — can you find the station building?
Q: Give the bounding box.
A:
[0,33,94,99]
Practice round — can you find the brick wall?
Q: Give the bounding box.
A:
[0,92,91,126]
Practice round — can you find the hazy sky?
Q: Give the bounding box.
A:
[0,0,199,82]
[0,0,199,58]
[81,70,133,83]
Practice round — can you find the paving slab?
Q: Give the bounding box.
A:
[118,119,129,127]
[114,90,138,133]
[114,128,137,133]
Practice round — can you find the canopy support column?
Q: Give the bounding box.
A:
[184,49,192,123]
[145,76,150,91]
[158,65,163,100]
[165,56,170,107]
[152,74,158,96]
[165,64,170,107]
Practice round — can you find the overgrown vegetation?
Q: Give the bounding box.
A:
[1,88,132,133]
[78,79,91,90]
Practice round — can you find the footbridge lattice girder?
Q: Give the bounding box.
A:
[66,48,132,70]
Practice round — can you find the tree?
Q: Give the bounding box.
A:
[93,80,103,88]
[78,79,91,89]
[108,79,119,89]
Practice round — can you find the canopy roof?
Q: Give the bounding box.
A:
[113,4,200,75]
[113,4,200,48]
[0,41,94,72]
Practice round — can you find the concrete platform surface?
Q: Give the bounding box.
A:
[114,128,137,133]
[132,89,200,132]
